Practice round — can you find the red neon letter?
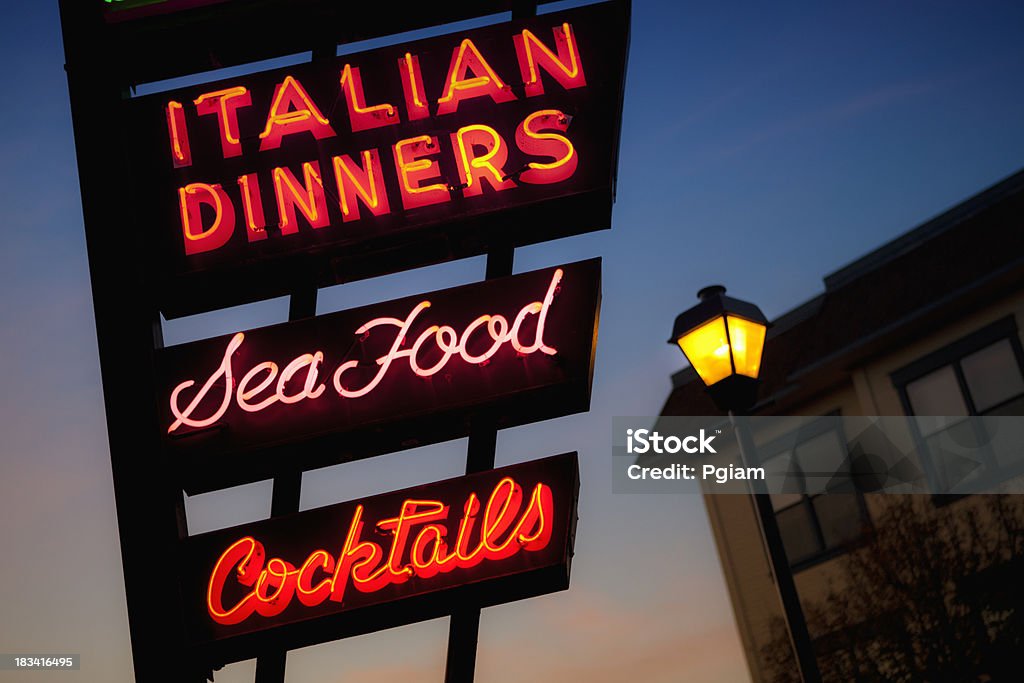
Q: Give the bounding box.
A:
[205,476,555,625]
[253,558,297,618]
[165,100,192,168]
[330,505,384,604]
[340,63,399,133]
[332,150,391,222]
[392,136,450,210]
[194,86,252,158]
[513,23,586,97]
[515,109,578,185]
[451,124,516,196]
[376,500,449,584]
[436,39,516,116]
[207,537,263,625]
[273,161,330,234]
[296,550,336,607]
[237,173,267,241]
[177,182,236,256]
[398,53,430,121]
[259,76,336,151]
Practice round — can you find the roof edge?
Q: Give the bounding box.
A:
[823,168,1024,291]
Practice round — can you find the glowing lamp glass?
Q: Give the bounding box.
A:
[726,315,766,379]
[676,316,732,385]
[676,315,766,386]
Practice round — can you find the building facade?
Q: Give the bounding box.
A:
[661,170,1024,682]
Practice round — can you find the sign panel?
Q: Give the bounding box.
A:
[182,453,579,663]
[158,259,600,493]
[102,0,230,22]
[125,0,629,316]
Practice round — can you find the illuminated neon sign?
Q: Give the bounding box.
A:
[207,476,551,625]
[157,260,600,494]
[182,453,578,655]
[168,269,562,432]
[125,0,628,317]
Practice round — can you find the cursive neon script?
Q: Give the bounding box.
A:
[206,476,554,625]
[168,269,563,433]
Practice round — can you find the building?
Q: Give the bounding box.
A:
[660,169,1024,682]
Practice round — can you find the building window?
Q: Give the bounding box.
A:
[892,316,1024,494]
[758,416,869,570]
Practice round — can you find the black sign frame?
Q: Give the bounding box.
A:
[158,259,600,494]
[123,0,629,318]
[182,452,580,666]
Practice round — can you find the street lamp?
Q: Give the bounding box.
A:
[668,285,767,412]
[669,286,822,683]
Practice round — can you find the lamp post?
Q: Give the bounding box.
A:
[669,286,822,683]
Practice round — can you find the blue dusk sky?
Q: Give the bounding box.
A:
[2,1,1024,682]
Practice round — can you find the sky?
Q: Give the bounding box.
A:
[2,0,1024,682]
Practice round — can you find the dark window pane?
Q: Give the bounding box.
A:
[962,340,1024,412]
[776,503,821,564]
[795,429,848,495]
[983,395,1024,418]
[764,451,804,510]
[925,421,987,492]
[771,492,804,512]
[978,406,1024,470]
[906,366,968,436]
[812,495,863,549]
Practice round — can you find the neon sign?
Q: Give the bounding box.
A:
[181,453,579,652]
[207,476,551,625]
[157,260,600,494]
[167,268,562,431]
[124,0,629,317]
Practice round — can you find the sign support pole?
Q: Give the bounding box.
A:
[446,14,535,683]
[445,13,539,679]
[254,287,317,683]
[443,244,513,683]
[58,3,198,681]
[254,36,330,682]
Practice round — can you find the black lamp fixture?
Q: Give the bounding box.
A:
[668,285,769,412]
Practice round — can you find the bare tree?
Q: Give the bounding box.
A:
[763,495,1024,683]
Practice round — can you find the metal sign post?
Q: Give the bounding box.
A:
[445,243,516,683]
[58,2,197,680]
